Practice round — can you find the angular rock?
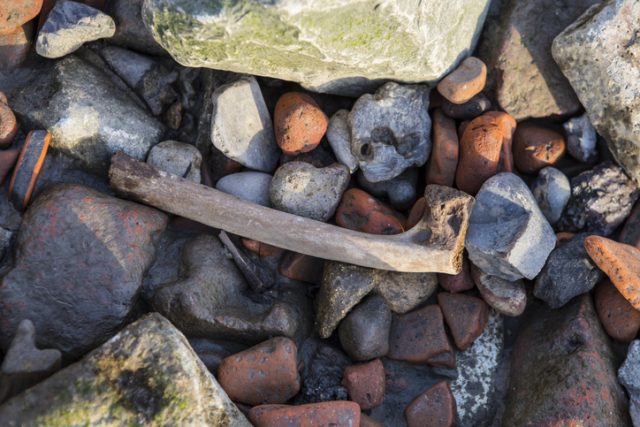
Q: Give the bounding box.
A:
[357,168,417,211]
[216,171,272,207]
[438,292,488,350]
[374,271,438,314]
[405,381,456,427]
[335,188,406,235]
[426,109,458,187]
[105,0,165,55]
[296,338,350,404]
[274,92,328,155]
[338,295,391,362]
[594,279,640,342]
[327,109,358,173]
[513,123,566,174]
[342,359,385,410]
[146,140,201,183]
[471,265,526,317]
[619,340,640,426]
[531,166,571,224]
[563,113,598,164]
[250,402,360,427]
[437,56,487,105]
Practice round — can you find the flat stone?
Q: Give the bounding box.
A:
[404,381,456,427]
[249,402,360,427]
[327,109,358,173]
[471,264,526,317]
[513,123,566,174]
[619,340,640,426]
[437,56,487,105]
[296,338,350,403]
[388,305,451,364]
[594,279,640,342]
[438,292,489,350]
[441,93,492,121]
[335,188,406,235]
[274,92,328,155]
[531,166,571,224]
[338,295,391,362]
[342,359,385,410]
[216,171,272,207]
[563,113,598,164]
[357,168,418,211]
[426,109,458,187]
[146,140,201,183]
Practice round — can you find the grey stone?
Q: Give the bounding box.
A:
[11,55,164,174]
[141,229,189,301]
[296,338,349,404]
[338,295,391,361]
[211,77,279,173]
[146,140,202,183]
[471,265,526,317]
[0,228,13,262]
[619,340,640,427]
[270,161,350,222]
[349,82,431,182]
[106,0,165,55]
[441,92,492,120]
[327,109,358,173]
[553,0,640,184]
[558,161,639,236]
[466,172,555,281]
[373,271,438,314]
[531,166,571,224]
[216,171,272,207]
[564,113,598,164]
[0,314,251,426]
[356,168,418,210]
[142,0,492,96]
[36,0,115,59]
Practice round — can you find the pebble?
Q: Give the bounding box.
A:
[466,172,556,281]
[513,123,566,174]
[188,338,246,374]
[441,92,492,120]
[0,93,17,146]
[36,0,115,58]
[8,130,51,211]
[360,414,384,427]
[426,109,458,187]
[326,109,358,173]
[437,254,475,293]
[404,381,456,427]
[406,197,426,229]
[471,264,526,317]
[342,359,385,410]
[217,337,300,405]
[338,295,391,361]
[278,252,324,285]
[242,239,284,258]
[619,340,640,426]
[530,166,571,224]
[216,171,272,207]
[296,338,349,403]
[348,82,431,182]
[437,56,487,104]
[211,77,279,172]
[0,23,32,71]
[563,113,598,163]
[620,201,640,248]
[269,161,350,222]
[438,292,488,350]
[356,168,418,210]
[146,140,202,183]
[106,0,165,55]
[455,111,516,194]
[249,401,360,427]
[274,92,328,155]
[594,279,640,342]
[374,271,438,314]
[0,149,19,186]
[335,188,406,235]
[0,1,42,33]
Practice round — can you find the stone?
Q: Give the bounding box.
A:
[552,0,640,184]
[146,140,201,183]
[478,0,597,120]
[217,337,300,406]
[438,255,475,293]
[531,166,571,224]
[0,93,17,146]
[594,279,640,342]
[105,0,165,55]
[534,233,602,309]
[188,339,246,375]
[559,161,639,235]
[335,188,406,235]
[0,147,17,185]
[406,197,426,229]
[471,264,526,317]
[269,161,349,222]
[426,109,458,187]
[36,0,115,58]
[0,314,251,425]
[619,340,640,426]
[342,359,385,410]
[513,123,566,174]
[338,295,391,362]
[441,93,492,120]
[503,296,629,426]
[404,381,456,427]
[455,112,516,194]
[327,109,358,173]
[349,82,431,182]
[0,319,61,403]
[563,113,598,164]
[249,402,360,427]
[0,22,32,70]
[621,201,640,248]
[356,168,418,210]
[437,56,487,105]
[296,338,350,403]
[211,77,279,173]
[466,172,556,280]
[242,239,284,258]
[8,130,51,211]
[142,0,492,95]
[274,92,328,155]
[0,184,167,358]
[278,252,324,285]
[374,271,438,314]
[360,414,384,427]
[216,171,272,207]
[0,0,42,34]
[438,292,488,350]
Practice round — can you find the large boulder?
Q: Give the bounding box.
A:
[141,0,492,96]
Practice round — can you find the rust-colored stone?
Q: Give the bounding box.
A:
[513,122,566,174]
[404,381,456,427]
[0,23,32,70]
[274,92,328,155]
[0,93,17,146]
[279,252,324,285]
[437,56,487,104]
[242,238,285,258]
[556,231,576,246]
[406,197,425,230]
[360,414,384,427]
[438,292,488,350]
[425,344,456,369]
[0,149,19,185]
[8,130,50,211]
[594,279,640,342]
[335,188,406,235]
[426,109,459,187]
[249,401,361,427]
[342,359,385,410]
[620,200,640,248]
[437,254,474,293]
[388,305,451,364]
[0,0,42,34]
[217,337,300,406]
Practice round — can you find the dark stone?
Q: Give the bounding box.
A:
[438,292,489,350]
[105,0,166,55]
[188,338,247,374]
[295,338,350,404]
[619,340,640,426]
[441,93,492,120]
[8,130,50,211]
[388,305,451,364]
[338,295,391,361]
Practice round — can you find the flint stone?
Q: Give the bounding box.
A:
[141,0,492,96]
[327,109,358,173]
[0,184,167,358]
[552,0,640,184]
[531,166,571,224]
[466,172,555,281]
[338,295,391,361]
[106,0,165,55]
[357,168,418,210]
[216,171,272,207]
[146,140,202,183]
[564,113,598,164]
[619,340,640,426]
[296,338,349,404]
[471,265,526,317]
[0,314,251,426]
[349,83,431,182]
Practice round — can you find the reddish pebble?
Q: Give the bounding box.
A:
[274,92,328,155]
[426,109,459,187]
[0,92,17,146]
[249,401,361,427]
[556,231,576,246]
[437,254,475,293]
[335,188,406,235]
[620,200,640,248]
[425,344,456,369]
[217,337,300,405]
[242,238,284,258]
[342,359,385,410]
[437,56,487,104]
[594,279,640,342]
[9,129,50,211]
[0,23,32,70]
[279,252,324,285]
[0,148,19,185]
[513,122,566,174]
[406,197,426,229]
[438,292,489,350]
[388,305,451,364]
[0,0,43,34]
[405,381,456,427]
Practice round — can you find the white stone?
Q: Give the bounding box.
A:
[327,110,358,173]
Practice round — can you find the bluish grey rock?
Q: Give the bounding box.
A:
[338,295,391,361]
[357,168,418,210]
[531,166,571,224]
[619,340,640,426]
[563,113,598,163]
[327,109,358,173]
[146,140,202,183]
[216,171,272,207]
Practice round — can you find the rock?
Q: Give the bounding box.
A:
[455,112,516,194]
[0,319,61,403]
[406,197,426,229]
[242,239,284,258]
[437,57,487,105]
[327,109,358,173]
[105,0,165,55]
[471,265,526,317]
[36,1,115,59]
[438,292,488,350]
[356,168,418,210]
[530,166,571,224]
[478,0,598,120]
[404,381,456,427]
[513,123,566,174]
[274,92,328,155]
[0,22,33,70]
[0,93,17,146]
[342,359,385,410]
[0,149,18,185]
[211,77,279,173]
[0,0,42,34]
[466,172,556,280]
[189,338,246,374]
[142,0,492,95]
[8,130,51,211]
[0,314,251,425]
[338,295,391,362]
[249,402,360,427]
[503,296,629,426]
[360,413,384,427]
[594,279,640,342]
[269,161,349,222]
[441,93,492,120]
[217,337,300,405]
[438,255,475,293]
[619,340,640,426]
[0,184,167,358]
[296,338,350,403]
[563,113,598,164]
[558,162,639,235]
[374,271,438,314]
[348,82,430,182]
[146,140,201,183]
[335,188,406,235]
[621,201,640,248]
[552,0,640,184]
[426,109,458,187]
[278,252,324,285]
[216,171,272,207]
[12,55,164,174]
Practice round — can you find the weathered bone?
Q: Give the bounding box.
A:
[109,153,474,273]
